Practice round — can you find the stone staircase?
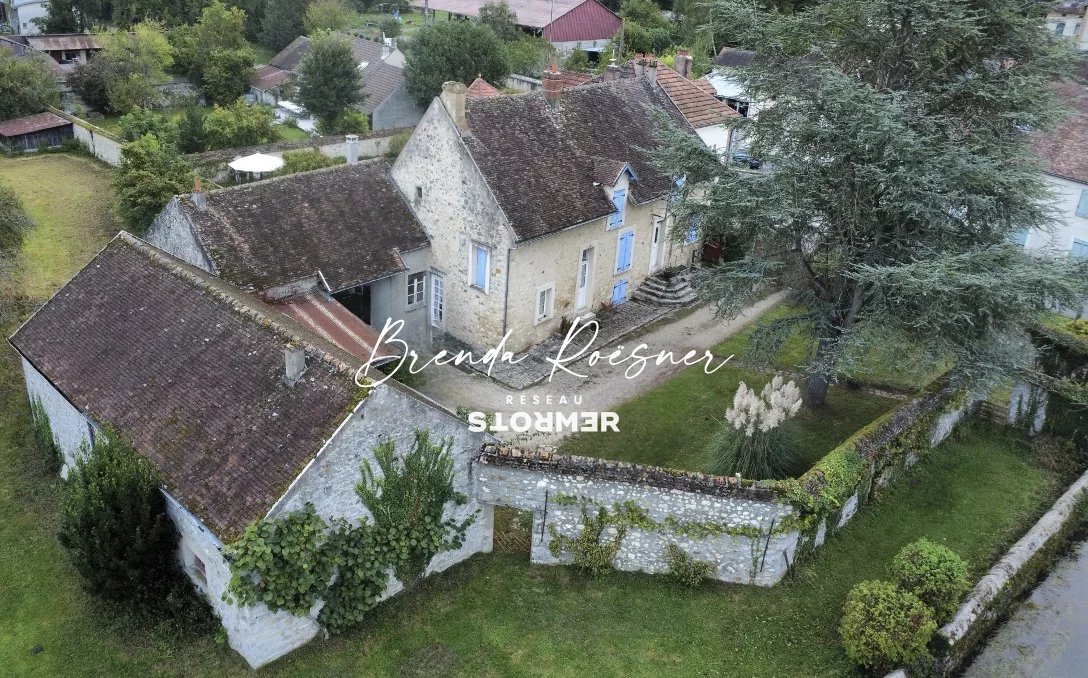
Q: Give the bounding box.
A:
[632,268,697,306]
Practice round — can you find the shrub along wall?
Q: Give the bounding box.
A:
[475,381,980,586]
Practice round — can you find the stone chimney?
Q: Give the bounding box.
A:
[635,56,658,84]
[542,62,563,105]
[191,177,206,210]
[345,134,359,164]
[440,81,468,131]
[675,50,692,79]
[284,345,306,387]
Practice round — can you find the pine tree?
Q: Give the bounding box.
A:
[658,0,1088,404]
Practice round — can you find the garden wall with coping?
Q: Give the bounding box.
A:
[50,108,122,166]
[884,467,1088,678]
[474,382,980,587]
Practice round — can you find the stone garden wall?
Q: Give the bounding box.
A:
[476,382,981,587]
[50,109,122,166]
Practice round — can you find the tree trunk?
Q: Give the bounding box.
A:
[805,372,830,406]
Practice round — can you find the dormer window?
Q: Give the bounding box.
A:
[608,188,627,229]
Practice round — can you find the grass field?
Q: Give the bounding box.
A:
[0,156,1063,675]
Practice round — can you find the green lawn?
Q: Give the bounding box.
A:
[0,155,121,299]
[0,155,1067,676]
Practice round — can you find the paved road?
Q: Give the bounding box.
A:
[963,539,1088,677]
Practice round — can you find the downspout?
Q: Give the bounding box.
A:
[502,247,513,336]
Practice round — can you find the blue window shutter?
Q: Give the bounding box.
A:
[1077,189,1088,218]
[686,215,700,244]
[618,231,633,272]
[609,189,626,228]
[1011,229,1029,246]
[474,246,487,288]
[1072,239,1088,258]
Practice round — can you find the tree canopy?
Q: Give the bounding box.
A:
[404,21,510,107]
[69,22,173,114]
[303,0,351,34]
[114,134,193,232]
[479,1,522,42]
[0,50,60,121]
[171,1,254,105]
[260,0,307,52]
[657,0,1088,404]
[296,31,364,127]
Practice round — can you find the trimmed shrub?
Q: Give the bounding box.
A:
[665,543,715,588]
[839,580,937,671]
[891,538,971,623]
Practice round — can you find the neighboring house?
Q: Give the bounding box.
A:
[8,232,493,669]
[249,33,421,130]
[390,70,701,354]
[1047,1,1088,51]
[1024,79,1088,259]
[413,0,621,57]
[0,34,64,77]
[0,111,73,151]
[467,76,503,98]
[145,153,434,347]
[11,0,46,34]
[704,46,762,118]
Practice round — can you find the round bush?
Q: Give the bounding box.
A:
[839,580,937,670]
[891,538,970,623]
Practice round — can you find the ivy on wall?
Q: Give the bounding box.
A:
[224,430,476,634]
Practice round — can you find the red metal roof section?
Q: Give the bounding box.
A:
[543,0,622,43]
[276,292,399,364]
[0,112,71,137]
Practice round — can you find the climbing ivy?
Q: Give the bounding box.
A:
[224,503,333,616]
[30,397,63,474]
[548,506,626,576]
[225,430,475,633]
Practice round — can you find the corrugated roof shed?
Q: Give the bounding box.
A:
[0,112,71,137]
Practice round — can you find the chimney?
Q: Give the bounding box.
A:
[284,345,306,387]
[345,134,359,164]
[440,81,468,131]
[675,50,692,79]
[192,177,206,210]
[637,56,658,84]
[542,62,562,105]
[603,58,622,82]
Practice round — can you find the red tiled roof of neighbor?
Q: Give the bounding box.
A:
[276,292,399,364]
[9,234,367,540]
[467,77,503,98]
[1032,80,1088,185]
[543,0,622,43]
[411,0,584,28]
[251,64,291,91]
[653,64,740,128]
[550,70,593,88]
[0,112,71,137]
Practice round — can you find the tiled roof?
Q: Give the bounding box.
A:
[0,112,71,137]
[359,60,406,113]
[9,234,364,540]
[460,78,690,241]
[180,159,429,292]
[551,70,593,88]
[467,77,503,98]
[275,291,400,363]
[251,64,291,91]
[24,33,103,52]
[714,47,755,68]
[269,35,312,71]
[409,0,583,29]
[542,0,622,42]
[1032,80,1088,185]
[654,64,739,128]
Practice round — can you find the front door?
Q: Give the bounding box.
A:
[430,273,444,328]
[576,247,593,309]
[649,218,662,273]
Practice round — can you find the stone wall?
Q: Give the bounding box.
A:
[373,87,424,131]
[52,109,122,166]
[144,197,216,273]
[476,447,798,586]
[390,99,513,350]
[20,357,96,471]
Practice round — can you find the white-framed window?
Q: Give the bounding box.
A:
[407,271,426,307]
[431,273,445,328]
[535,283,556,324]
[1056,21,1067,35]
[471,242,490,292]
[184,546,208,588]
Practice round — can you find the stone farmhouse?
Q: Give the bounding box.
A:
[8,233,495,668]
[145,156,434,348]
[250,33,422,131]
[390,66,704,354]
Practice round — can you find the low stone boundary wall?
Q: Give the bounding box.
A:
[475,382,981,587]
[50,108,122,166]
[931,467,1088,674]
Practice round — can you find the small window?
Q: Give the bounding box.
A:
[186,547,208,587]
[1056,21,1067,35]
[535,283,555,324]
[471,243,490,292]
[1072,239,1088,259]
[415,186,423,203]
[1076,189,1088,218]
[608,188,627,229]
[686,215,700,244]
[1011,229,1029,247]
[407,272,426,307]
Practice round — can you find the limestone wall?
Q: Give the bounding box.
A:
[20,357,95,471]
[49,110,123,166]
[476,448,797,586]
[144,197,216,273]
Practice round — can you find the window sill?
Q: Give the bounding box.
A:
[534,315,553,326]
[470,285,489,294]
